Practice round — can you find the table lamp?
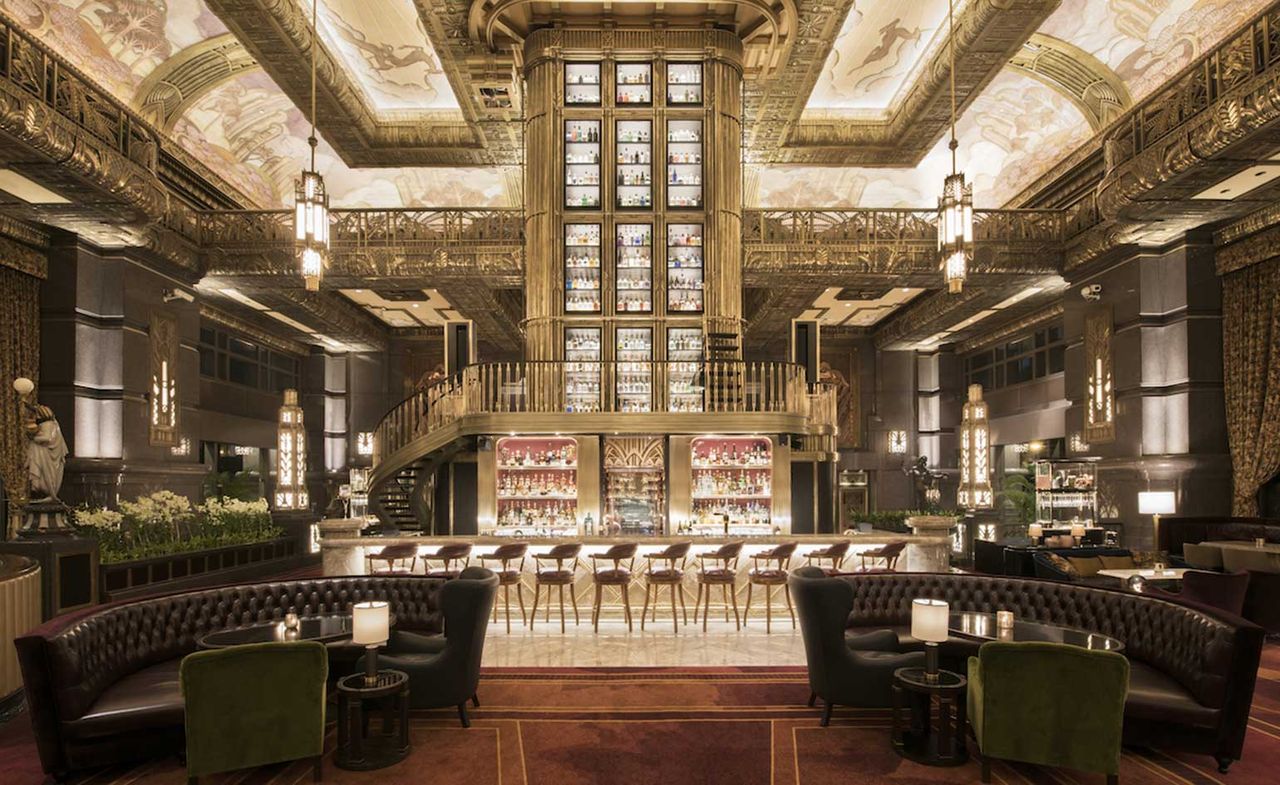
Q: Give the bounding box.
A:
[1028,522,1043,542]
[1070,523,1086,543]
[911,598,949,682]
[1138,491,1176,547]
[353,600,390,685]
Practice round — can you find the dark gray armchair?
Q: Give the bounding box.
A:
[357,567,498,726]
[789,566,925,725]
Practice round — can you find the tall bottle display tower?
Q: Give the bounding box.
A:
[522,29,745,408]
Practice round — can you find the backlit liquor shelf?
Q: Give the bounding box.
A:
[615,121,652,209]
[564,327,602,412]
[668,224,704,312]
[615,224,652,312]
[668,328,703,412]
[565,120,601,209]
[495,437,580,537]
[688,436,773,536]
[565,224,602,313]
[666,119,703,209]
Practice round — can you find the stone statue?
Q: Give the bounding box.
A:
[13,378,71,535]
[903,455,946,508]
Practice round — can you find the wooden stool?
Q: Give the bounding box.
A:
[422,542,472,578]
[860,541,906,572]
[640,542,692,633]
[693,542,744,631]
[530,543,582,633]
[366,543,419,574]
[589,543,638,632]
[476,543,528,633]
[745,542,797,633]
[803,540,851,575]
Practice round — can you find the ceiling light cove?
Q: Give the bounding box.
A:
[342,289,463,328]
[799,286,924,327]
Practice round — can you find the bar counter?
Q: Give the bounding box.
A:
[318,521,952,579]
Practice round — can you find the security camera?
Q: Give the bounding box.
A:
[162,288,194,304]
[1080,284,1102,302]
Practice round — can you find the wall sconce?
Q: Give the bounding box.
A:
[957,384,993,510]
[170,436,191,457]
[234,445,257,457]
[275,388,309,510]
[356,432,374,456]
[887,430,908,454]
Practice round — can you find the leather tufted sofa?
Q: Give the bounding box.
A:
[836,572,1264,772]
[15,575,449,780]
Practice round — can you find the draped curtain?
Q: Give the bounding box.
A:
[1,264,40,537]
[1222,256,1280,515]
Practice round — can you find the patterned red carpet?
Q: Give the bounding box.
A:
[2,648,1278,785]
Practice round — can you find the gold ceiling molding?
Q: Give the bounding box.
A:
[1214,201,1280,276]
[957,303,1063,354]
[135,35,261,132]
[203,0,492,168]
[1006,34,1130,132]
[0,234,46,280]
[758,0,1061,166]
[198,303,312,357]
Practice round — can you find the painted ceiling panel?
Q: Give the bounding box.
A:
[304,0,460,113]
[176,71,510,207]
[758,69,1091,207]
[806,0,965,114]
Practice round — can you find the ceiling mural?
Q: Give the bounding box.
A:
[304,0,459,114]
[806,0,965,114]
[176,71,511,208]
[758,69,1091,208]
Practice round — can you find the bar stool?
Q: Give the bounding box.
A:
[476,543,528,633]
[859,541,906,572]
[693,542,744,631]
[589,543,638,632]
[365,543,419,574]
[804,541,851,575]
[422,542,472,578]
[641,542,692,633]
[745,542,798,633]
[530,543,582,633]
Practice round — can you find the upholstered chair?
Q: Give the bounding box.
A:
[589,542,639,632]
[802,540,851,574]
[359,567,498,727]
[968,641,1128,784]
[788,567,925,726]
[180,641,328,783]
[1141,570,1251,617]
[693,542,744,630]
[1182,543,1224,570]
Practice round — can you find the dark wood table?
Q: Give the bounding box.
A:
[948,611,1124,653]
[197,613,396,649]
[335,670,411,771]
[891,667,967,766]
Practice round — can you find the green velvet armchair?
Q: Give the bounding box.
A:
[180,641,328,783]
[968,641,1128,784]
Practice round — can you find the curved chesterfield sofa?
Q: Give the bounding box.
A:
[835,571,1265,772]
[16,575,449,780]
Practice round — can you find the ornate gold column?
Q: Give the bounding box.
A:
[522,46,561,363]
[703,53,744,358]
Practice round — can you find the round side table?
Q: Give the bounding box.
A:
[335,669,410,771]
[890,666,967,766]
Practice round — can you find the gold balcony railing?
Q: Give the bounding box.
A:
[373,360,815,466]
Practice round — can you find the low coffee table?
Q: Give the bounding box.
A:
[197,613,397,649]
[949,611,1124,653]
[891,667,967,766]
[335,670,411,771]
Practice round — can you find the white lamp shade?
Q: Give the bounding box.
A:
[1139,491,1176,515]
[1028,523,1043,538]
[12,377,33,395]
[1070,523,1086,538]
[911,598,950,643]
[352,601,389,646]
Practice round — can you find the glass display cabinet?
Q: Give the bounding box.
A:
[564,119,601,208]
[615,223,652,313]
[615,120,652,209]
[564,223,601,313]
[564,327,602,412]
[616,327,652,412]
[667,223,704,313]
[666,119,702,208]
[616,62,652,105]
[496,436,579,537]
[666,62,702,105]
[690,436,772,533]
[1033,460,1099,528]
[565,62,601,105]
[668,327,703,412]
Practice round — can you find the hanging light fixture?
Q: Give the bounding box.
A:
[294,0,329,291]
[275,388,309,510]
[957,384,993,510]
[937,0,973,294]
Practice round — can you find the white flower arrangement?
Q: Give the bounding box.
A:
[75,507,123,531]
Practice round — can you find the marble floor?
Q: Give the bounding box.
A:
[481,603,806,667]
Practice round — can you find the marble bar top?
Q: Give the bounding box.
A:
[320,532,949,548]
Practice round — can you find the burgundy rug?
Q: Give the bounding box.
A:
[2,653,1278,785]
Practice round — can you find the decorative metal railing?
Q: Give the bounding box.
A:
[372,360,819,467]
[741,208,1063,247]
[197,208,525,251]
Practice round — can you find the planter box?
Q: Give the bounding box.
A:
[100,537,306,601]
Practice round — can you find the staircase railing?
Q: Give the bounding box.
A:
[373,360,811,467]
